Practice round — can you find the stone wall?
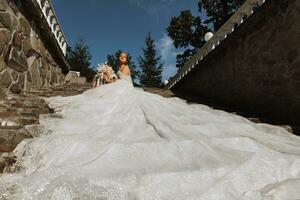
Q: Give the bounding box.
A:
[172,0,300,126]
[64,71,87,85]
[0,0,67,99]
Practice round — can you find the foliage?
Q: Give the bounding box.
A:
[167,10,209,68]
[167,1,246,69]
[138,33,163,87]
[198,0,246,30]
[66,38,95,82]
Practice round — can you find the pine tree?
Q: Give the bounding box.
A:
[167,10,209,68]
[66,38,95,82]
[106,50,140,85]
[198,0,246,30]
[138,33,163,87]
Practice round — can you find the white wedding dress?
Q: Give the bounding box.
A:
[1,74,300,200]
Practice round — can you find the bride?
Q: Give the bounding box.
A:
[0,52,300,200]
[117,52,131,78]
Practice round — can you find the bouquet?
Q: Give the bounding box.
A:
[93,63,118,88]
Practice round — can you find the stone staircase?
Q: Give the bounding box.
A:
[0,83,92,173]
[141,87,175,98]
[0,84,295,173]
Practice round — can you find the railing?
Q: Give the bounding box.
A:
[34,0,68,56]
[166,0,267,89]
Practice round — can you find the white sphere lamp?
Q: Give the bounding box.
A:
[204,32,214,42]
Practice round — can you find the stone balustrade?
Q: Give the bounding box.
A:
[166,0,267,89]
[35,0,67,55]
[168,0,300,132]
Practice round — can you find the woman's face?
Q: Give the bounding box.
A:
[119,53,127,64]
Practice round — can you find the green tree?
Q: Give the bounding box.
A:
[138,33,163,87]
[66,38,95,82]
[167,1,246,69]
[167,10,209,68]
[106,50,140,85]
[198,0,246,30]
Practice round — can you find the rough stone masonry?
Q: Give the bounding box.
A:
[171,0,300,129]
[0,0,69,100]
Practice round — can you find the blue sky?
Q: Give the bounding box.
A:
[51,0,205,81]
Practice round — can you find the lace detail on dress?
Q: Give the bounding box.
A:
[117,70,132,84]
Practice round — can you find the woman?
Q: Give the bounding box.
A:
[0,52,300,200]
[117,52,131,78]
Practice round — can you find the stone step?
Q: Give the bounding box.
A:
[0,106,8,113]
[9,100,46,106]
[30,87,91,92]
[141,87,174,98]
[10,129,32,147]
[9,102,47,109]
[0,126,24,134]
[0,125,23,129]
[9,94,34,99]
[24,124,43,137]
[0,103,9,108]
[0,100,18,107]
[30,88,89,93]
[0,155,17,173]
[1,114,39,126]
[0,127,32,149]
[18,112,39,118]
[9,102,48,109]
[9,98,45,104]
[8,95,44,100]
[30,91,80,94]
[25,91,46,95]
[0,126,24,148]
[6,107,50,115]
[0,83,92,161]
[39,113,63,120]
[0,111,17,118]
[0,161,4,173]
[38,93,81,97]
[0,119,18,127]
[1,98,45,105]
[0,155,15,174]
[0,145,15,153]
[15,117,39,126]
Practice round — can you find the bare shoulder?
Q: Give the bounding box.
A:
[125,65,130,70]
[124,65,131,75]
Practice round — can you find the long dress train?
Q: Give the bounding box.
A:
[0,74,300,200]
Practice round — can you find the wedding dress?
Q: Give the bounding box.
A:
[0,74,300,200]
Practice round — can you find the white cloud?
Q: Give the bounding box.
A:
[156,35,179,81]
[163,64,178,81]
[158,35,177,60]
